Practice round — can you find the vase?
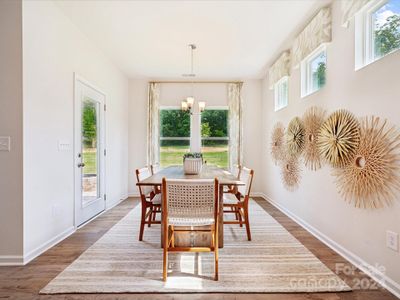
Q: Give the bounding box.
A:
[183,158,203,175]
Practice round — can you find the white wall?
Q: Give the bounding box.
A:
[128,80,263,196]
[22,1,129,259]
[261,0,400,291]
[0,0,24,263]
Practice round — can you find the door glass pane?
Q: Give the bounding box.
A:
[82,97,100,204]
[201,109,229,169]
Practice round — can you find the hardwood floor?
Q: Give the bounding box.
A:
[0,197,397,300]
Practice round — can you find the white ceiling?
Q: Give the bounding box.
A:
[55,0,328,79]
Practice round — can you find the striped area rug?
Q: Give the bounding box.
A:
[41,200,351,294]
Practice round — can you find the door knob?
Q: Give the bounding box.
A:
[77,162,85,168]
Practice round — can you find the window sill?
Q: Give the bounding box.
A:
[301,86,324,99]
[274,105,287,112]
[355,47,400,71]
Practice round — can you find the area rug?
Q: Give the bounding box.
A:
[40,200,351,294]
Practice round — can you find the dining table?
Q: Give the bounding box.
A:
[136,165,244,248]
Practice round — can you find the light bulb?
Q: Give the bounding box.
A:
[186,97,194,108]
[198,101,206,112]
[181,101,188,111]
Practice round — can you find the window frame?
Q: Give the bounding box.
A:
[300,44,327,98]
[159,106,230,168]
[274,76,289,112]
[355,0,400,70]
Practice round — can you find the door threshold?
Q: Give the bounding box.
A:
[76,209,106,229]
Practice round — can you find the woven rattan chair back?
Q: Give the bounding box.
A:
[238,167,254,197]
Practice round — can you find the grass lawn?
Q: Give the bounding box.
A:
[82,150,97,175]
[83,145,229,174]
[160,145,228,168]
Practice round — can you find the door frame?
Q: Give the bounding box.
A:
[73,73,107,228]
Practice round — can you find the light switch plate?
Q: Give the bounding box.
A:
[0,136,10,151]
[58,139,71,151]
[386,230,399,252]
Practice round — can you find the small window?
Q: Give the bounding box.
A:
[274,77,289,111]
[301,46,326,98]
[355,0,400,69]
[201,109,229,169]
[159,109,190,167]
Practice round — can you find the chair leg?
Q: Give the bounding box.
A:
[237,207,243,227]
[243,204,251,241]
[163,224,169,281]
[139,204,147,241]
[152,208,157,222]
[214,224,219,281]
[231,206,239,221]
[148,209,152,227]
[170,225,175,248]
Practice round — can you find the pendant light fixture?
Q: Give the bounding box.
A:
[181,44,206,114]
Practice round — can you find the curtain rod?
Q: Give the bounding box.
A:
[149,80,243,84]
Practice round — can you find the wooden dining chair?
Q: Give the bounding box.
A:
[150,163,161,194]
[135,167,161,241]
[150,163,161,175]
[223,167,254,241]
[162,178,219,281]
[224,164,241,194]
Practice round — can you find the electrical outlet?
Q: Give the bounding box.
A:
[386,231,399,252]
[0,136,10,151]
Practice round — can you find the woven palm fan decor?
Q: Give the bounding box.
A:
[333,116,400,208]
[317,109,360,168]
[286,117,305,157]
[281,154,301,191]
[271,122,285,164]
[303,106,326,171]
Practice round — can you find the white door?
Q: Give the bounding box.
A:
[74,75,106,226]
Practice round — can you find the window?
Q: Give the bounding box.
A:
[274,77,288,111]
[355,0,400,69]
[159,109,190,167]
[201,109,229,169]
[301,46,327,97]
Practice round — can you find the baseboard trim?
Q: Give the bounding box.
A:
[250,192,265,198]
[128,192,140,198]
[0,255,24,266]
[23,226,76,265]
[259,194,400,299]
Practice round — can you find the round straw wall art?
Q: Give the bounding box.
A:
[271,122,285,164]
[333,116,400,208]
[303,106,326,171]
[286,117,305,157]
[317,109,360,168]
[281,154,301,191]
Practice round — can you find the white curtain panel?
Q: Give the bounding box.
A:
[146,82,160,165]
[268,50,291,90]
[292,7,332,68]
[341,0,371,27]
[228,82,243,170]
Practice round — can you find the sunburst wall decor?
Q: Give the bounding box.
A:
[303,106,326,171]
[333,116,400,208]
[281,154,301,191]
[317,109,360,168]
[286,117,305,157]
[271,122,285,164]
